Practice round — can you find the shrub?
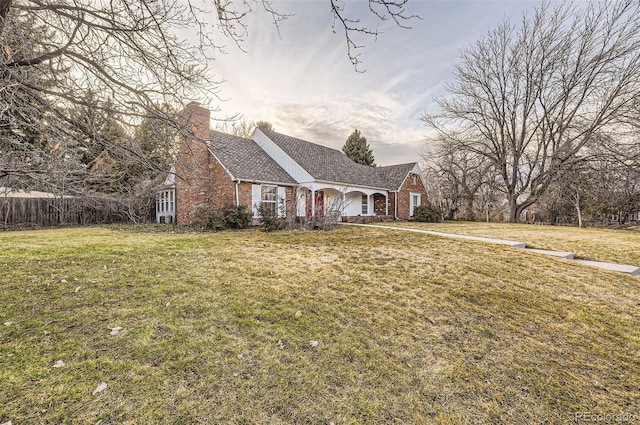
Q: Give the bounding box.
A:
[413,205,444,223]
[256,203,286,232]
[193,203,251,231]
[220,203,251,229]
[193,206,222,231]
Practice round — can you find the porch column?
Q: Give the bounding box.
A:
[311,189,315,217]
[385,194,388,216]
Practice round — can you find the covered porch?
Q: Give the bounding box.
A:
[296,183,389,219]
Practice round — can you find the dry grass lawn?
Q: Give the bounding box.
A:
[382,221,640,266]
[1,225,639,424]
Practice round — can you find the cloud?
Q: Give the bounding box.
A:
[249,89,427,165]
[208,0,544,166]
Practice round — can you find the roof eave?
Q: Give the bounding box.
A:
[312,179,390,192]
[234,178,298,186]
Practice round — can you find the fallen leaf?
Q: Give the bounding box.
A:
[237,353,244,360]
[309,340,319,348]
[277,340,285,349]
[52,360,65,368]
[3,321,13,326]
[294,311,302,318]
[61,279,67,283]
[427,317,436,325]
[1,420,13,425]
[75,286,81,293]
[109,326,123,336]
[92,382,107,395]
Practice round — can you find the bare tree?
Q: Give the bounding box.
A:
[215,118,273,138]
[215,117,255,139]
[423,133,491,220]
[534,134,640,227]
[1,0,417,196]
[424,0,640,222]
[329,0,418,70]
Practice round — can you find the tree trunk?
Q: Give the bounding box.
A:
[574,192,583,228]
[508,195,520,222]
[510,200,534,223]
[465,197,475,221]
[512,207,523,223]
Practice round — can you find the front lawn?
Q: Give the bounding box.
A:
[1,226,638,424]
[382,221,640,266]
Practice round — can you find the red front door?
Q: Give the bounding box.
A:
[306,190,324,217]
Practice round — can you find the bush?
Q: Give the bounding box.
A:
[194,203,251,231]
[413,205,443,223]
[256,203,286,232]
[220,203,251,229]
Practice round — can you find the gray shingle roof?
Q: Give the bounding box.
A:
[376,163,418,190]
[208,131,297,184]
[260,129,418,190]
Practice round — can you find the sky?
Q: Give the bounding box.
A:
[205,0,544,166]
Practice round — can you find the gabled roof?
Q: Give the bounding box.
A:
[207,131,297,185]
[376,163,420,190]
[162,165,176,187]
[259,129,420,190]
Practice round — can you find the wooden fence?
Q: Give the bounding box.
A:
[0,195,153,228]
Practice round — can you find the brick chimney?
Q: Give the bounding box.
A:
[179,102,211,142]
[175,102,212,224]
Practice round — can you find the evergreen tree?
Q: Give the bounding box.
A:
[134,104,178,173]
[342,129,375,166]
[0,13,63,190]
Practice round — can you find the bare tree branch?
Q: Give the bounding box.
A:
[424,0,640,222]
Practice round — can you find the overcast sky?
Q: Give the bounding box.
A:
[207,0,543,166]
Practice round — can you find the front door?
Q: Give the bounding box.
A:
[306,190,325,217]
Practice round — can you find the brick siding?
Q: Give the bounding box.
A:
[396,173,428,219]
[175,103,237,224]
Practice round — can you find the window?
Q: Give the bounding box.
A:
[410,192,421,216]
[261,185,278,216]
[252,185,286,218]
[361,194,368,215]
[156,189,175,221]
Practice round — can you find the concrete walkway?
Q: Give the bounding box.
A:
[341,223,640,276]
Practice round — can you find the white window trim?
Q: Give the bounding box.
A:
[252,184,286,218]
[156,189,175,223]
[409,192,421,217]
[361,194,368,215]
[261,185,278,216]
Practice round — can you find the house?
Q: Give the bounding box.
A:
[157,102,428,224]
